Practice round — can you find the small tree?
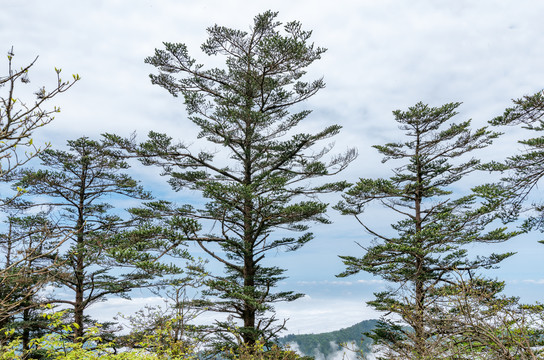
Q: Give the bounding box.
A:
[118,275,208,357]
[0,48,79,198]
[108,10,355,347]
[0,48,78,336]
[17,137,172,341]
[425,274,544,360]
[335,102,517,359]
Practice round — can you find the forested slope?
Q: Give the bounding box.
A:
[279,320,378,358]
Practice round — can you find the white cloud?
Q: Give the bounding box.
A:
[297,279,384,286]
[86,292,379,336]
[88,296,165,326]
[522,279,544,285]
[286,341,303,356]
[88,295,232,334]
[357,280,385,285]
[297,340,362,360]
[275,296,380,334]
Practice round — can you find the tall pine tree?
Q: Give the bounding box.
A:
[108,11,355,346]
[335,102,517,359]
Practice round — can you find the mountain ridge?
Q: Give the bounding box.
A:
[278,319,378,358]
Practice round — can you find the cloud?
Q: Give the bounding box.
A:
[85,292,378,337]
[88,296,165,323]
[291,340,367,360]
[275,296,380,334]
[357,280,385,285]
[297,279,384,286]
[522,279,544,285]
[286,341,303,355]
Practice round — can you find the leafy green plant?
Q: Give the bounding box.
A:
[124,315,200,360]
[0,309,180,359]
[226,340,313,360]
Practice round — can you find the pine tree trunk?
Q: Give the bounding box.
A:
[74,161,87,341]
[74,250,84,341]
[414,137,425,359]
[73,221,85,341]
[414,267,425,358]
[242,193,256,346]
[242,116,257,346]
[22,307,30,359]
[243,255,256,346]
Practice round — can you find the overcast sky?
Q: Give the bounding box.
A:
[2,0,544,335]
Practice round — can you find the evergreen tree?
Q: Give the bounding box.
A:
[487,90,544,232]
[0,48,78,327]
[108,11,355,347]
[335,102,517,359]
[17,137,164,341]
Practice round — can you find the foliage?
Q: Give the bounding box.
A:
[485,89,544,232]
[336,102,518,359]
[117,275,208,358]
[0,212,56,321]
[0,212,60,358]
[0,48,79,199]
[0,309,110,359]
[3,23,544,360]
[125,317,200,359]
[0,310,312,359]
[0,309,176,359]
[226,340,313,360]
[427,274,544,359]
[107,10,355,347]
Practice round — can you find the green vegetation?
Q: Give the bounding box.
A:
[486,90,544,230]
[0,309,311,359]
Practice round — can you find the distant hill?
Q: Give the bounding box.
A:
[278,320,378,359]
